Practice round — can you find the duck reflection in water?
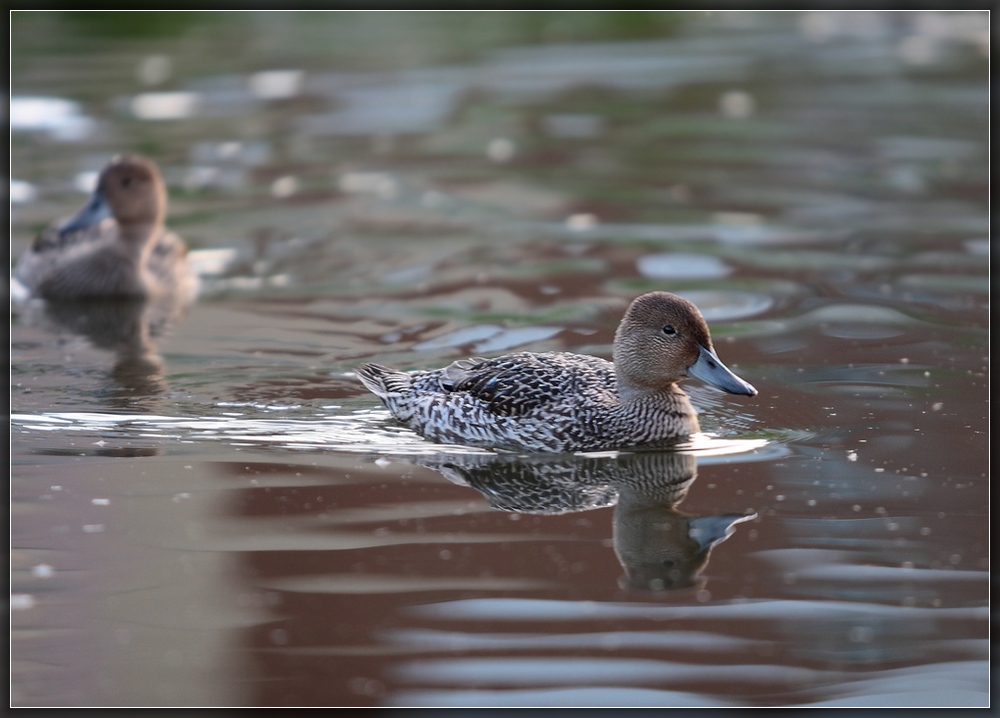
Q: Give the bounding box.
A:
[414,450,756,592]
[18,296,190,404]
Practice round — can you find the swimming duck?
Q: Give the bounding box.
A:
[14,155,198,302]
[357,291,757,452]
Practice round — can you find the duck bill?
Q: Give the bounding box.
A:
[688,344,757,396]
[58,192,112,235]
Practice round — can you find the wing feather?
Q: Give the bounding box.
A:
[443,352,615,417]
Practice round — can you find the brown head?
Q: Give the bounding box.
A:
[97,155,167,226]
[59,155,168,236]
[612,291,756,398]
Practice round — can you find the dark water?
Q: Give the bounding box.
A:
[10,11,989,708]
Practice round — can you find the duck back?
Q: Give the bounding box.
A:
[359,351,699,452]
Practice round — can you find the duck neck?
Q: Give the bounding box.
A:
[116,223,159,266]
[614,378,699,439]
[615,377,682,405]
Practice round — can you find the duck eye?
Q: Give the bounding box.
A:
[661,325,677,336]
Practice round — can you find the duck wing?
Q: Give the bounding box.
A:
[440,352,616,417]
[30,219,109,254]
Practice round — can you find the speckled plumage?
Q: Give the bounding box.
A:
[357,291,757,453]
[14,155,198,303]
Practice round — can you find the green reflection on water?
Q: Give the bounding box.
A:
[13,11,690,70]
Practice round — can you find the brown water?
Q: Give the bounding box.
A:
[10,11,989,708]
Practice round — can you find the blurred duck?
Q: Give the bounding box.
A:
[357,291,757,452]
[14,155,198,303]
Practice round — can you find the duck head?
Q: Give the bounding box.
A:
[613,291,757,397]
[59,155,167,236]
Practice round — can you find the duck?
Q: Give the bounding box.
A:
[13,155,198,302]
[356,291,757,452]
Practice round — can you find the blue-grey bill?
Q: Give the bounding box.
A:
[59,193,112,235]
[688,344,757,396]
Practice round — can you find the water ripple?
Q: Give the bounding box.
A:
[11,410,774,460]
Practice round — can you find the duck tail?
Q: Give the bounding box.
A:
[356,363,412,400]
